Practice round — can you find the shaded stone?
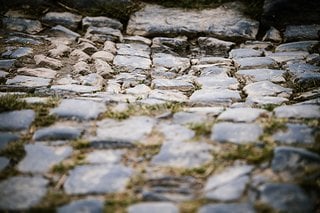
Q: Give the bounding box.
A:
[117,43,150,58]
[266,51,308,64]
[17,67,57,79]
[0,70,8,78]
[51,99,106,120]
[124,35,152,45]
[275,41,319,52]
[274,104,320,119]
[93,116,155,146]
[151,141,213,168]
[153,53,190,72]
[48,25,80,39]
[82,16,123,30]
[79,42,98,55]
[34,54,63,70]
[0,176,48,210]
[57,199,104,213]
[211,122,263,144]
[0,110,35,131]
[284,25,320,42]
[204,165,253,201]
[152,36,188,54]
[70,49,91,62]
[272,146,320,180]
[148,89,188,103]
[286,63,320,89]
[127,2,259,40]
[158,123,195,142]
[263,26,282,42]
[258,183,314,212]
[195,77,239,90]
[2,47,33,59]
[127,202,179,213]
[94,59,114,78]
[246,96,288,106]
[190,89,241,106]
[198,37,235,57]
[273,124,318,144]
[86,150,124,164]
[229,48,262,59]
[244,81,292,98]
[125,84,151,96]
[33,126,82,141]
[0,157,9,171]
[1,17,42,34]
[64,164,132,195]
[48,44,71,58]
[85,26,123,43]
[199,203,255,213]
[5,36,42,45]
[113,55,151,70]
[141,176,198,202]
[0,132,19,150]
[50,84,101,93]
[218,107,268,122]
[173,112,209,125]
[234,57,278,70]
[6,75,51,88]
[236,69,285,83]
[0,59,16,70]
[92,51,114,62]
[42,12,82,30]
[17,144,72,173]
[152,79,194,92]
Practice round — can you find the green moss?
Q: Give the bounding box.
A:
[51,163,75,174]
[263,118,287,135]
[136,144,161,160]
[0,94,28,112]
[180,199,210,213]
[221,144,274,165]
[71,139,91,150]
[104,193,139,213]
[188,122,213,137]
[261,104,280,112]
[254,202,277,213]
[29,190,71,212]
[0,140,26,162]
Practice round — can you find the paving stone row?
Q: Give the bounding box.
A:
[0,2,319,212]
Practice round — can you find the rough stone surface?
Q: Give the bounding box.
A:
[283,25,320,42]
[151,141,213,168]
[82,16,123,30]
[17,144,72,173]
[204,165,253,201]
[85,150,124,164]
[64,164,132,195]
[51,99,106,120]
[0,59,16,70]
[275,41,319,52]
[113,55,151,70]
[0,176,48,210]
[244,81,292,98]
[211,122,263,144]
[229,48,262,58]
[0,157,9,171]
[190,89,241,106]
[2,17,42,34]
[42,12,82,30]
[94,116,155,146]
[0,110,35,131]
[258,183,314,212]
[127,202,179,213]
[17,67,57,79]
[271,146,320,180]
[234,57,278,70]
[236,69,285,83]
[199,203,255,213]
[6,75,51,87]
[157,123,195,142]
[127,3,259,40]
[218,107,268,122]
[152,79,194,92]
[274,104,320,119]
[33,126,82,141]
[0,132,19,150]
[57,199,104,213]
[198,37,235,57]
[272,123,318,144]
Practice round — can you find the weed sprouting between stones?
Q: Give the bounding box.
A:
[188,122,214,137]
[0,94,28,112]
